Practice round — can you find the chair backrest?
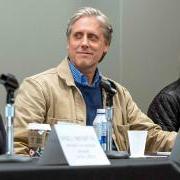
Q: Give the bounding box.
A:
[0,114,6,154]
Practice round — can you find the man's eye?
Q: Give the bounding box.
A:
[88,34,98,41]
[74,33,82,39]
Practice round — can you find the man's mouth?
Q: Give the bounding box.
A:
[77,51,92,55]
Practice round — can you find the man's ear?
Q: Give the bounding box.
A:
[104,47,109,54]
[103,48,109,56]
[104,41,110,53]
[98,52,107,63]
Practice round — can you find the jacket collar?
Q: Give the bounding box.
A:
[56,57,76,87]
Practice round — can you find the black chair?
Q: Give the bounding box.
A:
[0,114,6,154]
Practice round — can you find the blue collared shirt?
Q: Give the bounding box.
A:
[69,61,101,87]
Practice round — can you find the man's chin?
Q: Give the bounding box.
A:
[76,56,93,63]
[74,60,94,70]
[77,54,92,59]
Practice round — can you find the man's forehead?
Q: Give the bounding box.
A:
[71,17,103,33]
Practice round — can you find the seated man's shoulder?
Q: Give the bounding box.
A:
[24,67,58,86]
[159,78,180,96]
[24,58,69,86]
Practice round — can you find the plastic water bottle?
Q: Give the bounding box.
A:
[93,109,107,151]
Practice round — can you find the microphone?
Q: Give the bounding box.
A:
[0,74,19,91]
[0,73,31,162]
[100,79,116,152]
[100,79,117,107]
[100,79,129,159]
[0,74,19,104]
[100,79,117,96]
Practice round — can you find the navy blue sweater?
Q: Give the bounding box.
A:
[75,82,103,125]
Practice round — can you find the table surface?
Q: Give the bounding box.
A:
[0,157,179,180]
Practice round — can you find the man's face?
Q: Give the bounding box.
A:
[67,16,109,73]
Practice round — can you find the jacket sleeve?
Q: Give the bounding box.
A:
[147,93,179,132]
[14,77,48,155]
[122,87,177,153]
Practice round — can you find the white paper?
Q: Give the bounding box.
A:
[54,124,110,166]
[130,155,168,158]
[156,152,171,156]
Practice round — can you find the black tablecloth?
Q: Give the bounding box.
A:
[0,158,179,180]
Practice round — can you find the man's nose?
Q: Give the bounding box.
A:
[81,36,89,47]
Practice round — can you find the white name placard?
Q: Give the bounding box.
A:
[54,123,110,166]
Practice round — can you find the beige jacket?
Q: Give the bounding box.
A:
[14,58,177,154]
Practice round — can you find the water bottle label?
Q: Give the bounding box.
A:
[101,136,106,151]
[100,122,107,151]
[93,109,107,151]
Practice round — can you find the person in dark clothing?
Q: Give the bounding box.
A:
[0,113,6,154]
[147,79,180,132]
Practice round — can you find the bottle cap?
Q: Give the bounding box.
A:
[97,109,106,114]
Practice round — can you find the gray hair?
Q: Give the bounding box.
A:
[66,7,113,45]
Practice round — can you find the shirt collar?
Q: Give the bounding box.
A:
[69,60,101,87]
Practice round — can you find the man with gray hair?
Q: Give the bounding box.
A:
[14,7,177,155]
